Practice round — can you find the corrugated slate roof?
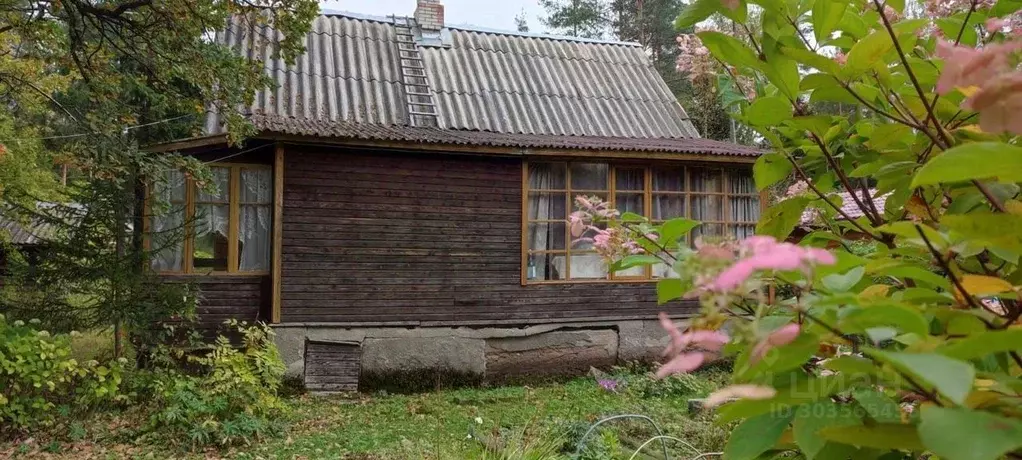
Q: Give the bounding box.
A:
[206,11,751,155]
[0,213,55,246]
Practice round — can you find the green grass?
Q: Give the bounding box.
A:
[232,368,732,459]
[2,368,733,459]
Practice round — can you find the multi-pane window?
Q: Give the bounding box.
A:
[149,164,272,274]
[524,161,759,282]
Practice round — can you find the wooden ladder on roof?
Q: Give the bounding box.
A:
[390,15,440,128]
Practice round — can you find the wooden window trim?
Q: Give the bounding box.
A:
[148,162,272,276]
[522,160,758,285]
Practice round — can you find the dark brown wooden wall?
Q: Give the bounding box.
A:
[163,275,268,329]
[280,145,697,325]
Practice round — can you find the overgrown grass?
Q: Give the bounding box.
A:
[1,367,732,459]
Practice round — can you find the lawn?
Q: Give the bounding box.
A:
[4,368,733,459]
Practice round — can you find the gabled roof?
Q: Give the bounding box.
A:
[204,11,758,157]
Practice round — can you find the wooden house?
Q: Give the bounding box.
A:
[148,2,762,390]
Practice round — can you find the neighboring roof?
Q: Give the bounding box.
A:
[0,213,55,246]
[798,188,889,226]
[202,11,758,157]
[0,203,82,247]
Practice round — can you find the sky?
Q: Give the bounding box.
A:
[319,0,548,34]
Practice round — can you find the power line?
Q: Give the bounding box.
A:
[200,143,272,164]
[1,114,197,142]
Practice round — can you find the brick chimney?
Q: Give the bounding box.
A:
[414,0,444,31]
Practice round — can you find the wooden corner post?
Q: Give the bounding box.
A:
[271,145,285,323]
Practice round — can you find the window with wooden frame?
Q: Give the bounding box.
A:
[523,161,759,283]
[148,163,272,274]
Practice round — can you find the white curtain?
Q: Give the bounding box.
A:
[193,168,231,271]
[568,163,608,279]
[239,169,272,271]
[690,168,724,240]
[728,170,759,239]
[527,163,566,280]
[150,170,186,271]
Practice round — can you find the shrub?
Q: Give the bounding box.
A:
[573,0,1022,455]
[139,320,287,448]
[0,314,124,433]
[628,372,712,400]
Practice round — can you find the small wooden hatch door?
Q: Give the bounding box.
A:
[304,339,362,393]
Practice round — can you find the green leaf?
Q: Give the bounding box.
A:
[620,211,646,223]
[780,46,840,74]
[842,28,895,78]
[920,406,1022,460]
[882,265,952,291]
[719,0,749,23]
[754,153,793,191]
[611,254,661,273]
[793,400,863,460]
[852,389,903,423]
[821,266,865,292]
[677,0,720,28]
[657,278,687,304]
[724,412,794,460]
[823,355,875,376]
[697,31,761,70]
[818,424,925,450]
[659,218,700,244]
[943,213,1022,253]
[866,124,913,150]
[762,56,800,100]
[839,303,929,337]
[991,0,1022,16]
[718,374,862,423]
[813,0,848,42]
[787,116,834,138]
[867,351,975,405]
[746,96,793,126]
[939,329,1022,361]
[912,142,1022,187]
[757,197,810,239]
[737,333,820,381]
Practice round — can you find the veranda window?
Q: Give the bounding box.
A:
[148,164,272,274]
[524,161,759,282]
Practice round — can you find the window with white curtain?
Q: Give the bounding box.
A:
[149,164,272,274]
[524,161,759,283]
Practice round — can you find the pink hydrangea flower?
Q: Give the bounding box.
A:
[962,73,1022,134]
[704,384,777,408]
[656,313,730,378]
[706,237,836,292]
[935,40,1020,95]
[986,17,1007,32]
[751,323,801,363]
[569,211,586,238]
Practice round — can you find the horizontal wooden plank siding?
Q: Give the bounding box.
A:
[160,275,269,329]
[304,341,361,392]
[280,146,696,325]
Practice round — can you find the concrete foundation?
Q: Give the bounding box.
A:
[274,319,678,389]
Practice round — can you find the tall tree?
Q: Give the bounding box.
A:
[539,0,609,38]
[0,1,317,341]
[515,9,530,32]
[540,0,740,142]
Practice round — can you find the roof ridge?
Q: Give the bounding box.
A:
[430,45,655,66]
[430,88,681,105]
[316,9,642,47]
